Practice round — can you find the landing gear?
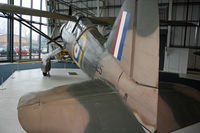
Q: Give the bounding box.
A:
[41,47,62,76]
[43,72,47,76]
[41,59,51,76]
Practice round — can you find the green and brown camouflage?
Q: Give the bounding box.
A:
[0,0,199,132]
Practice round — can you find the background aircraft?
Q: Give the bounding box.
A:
[0,0,200,133]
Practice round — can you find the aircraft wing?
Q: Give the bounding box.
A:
[18,79,146,133]
[0,3,77,22]
[0,3,115,26]
[89,17,116,26]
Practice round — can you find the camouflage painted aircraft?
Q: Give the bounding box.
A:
[0,0,200,133]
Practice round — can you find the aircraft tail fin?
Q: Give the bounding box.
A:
[105,0,159,88]
[105,0,159,132]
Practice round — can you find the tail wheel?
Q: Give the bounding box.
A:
[43,72,47,76]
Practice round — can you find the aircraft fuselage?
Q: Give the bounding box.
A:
[60,17,158,132]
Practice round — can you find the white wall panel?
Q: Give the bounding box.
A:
[164,47,189,74]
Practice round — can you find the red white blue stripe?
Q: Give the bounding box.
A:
[111,11,131,60]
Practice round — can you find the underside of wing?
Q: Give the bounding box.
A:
[18,79,145,133]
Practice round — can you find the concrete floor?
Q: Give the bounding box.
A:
[0,68,90,133]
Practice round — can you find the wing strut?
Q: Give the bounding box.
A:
[3,13,63,49]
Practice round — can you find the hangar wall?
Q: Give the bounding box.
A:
[159,0,200,73]
[53,0,123,17]
[0,0,200,75]
[0,0,48,62]
[54,0,200,74]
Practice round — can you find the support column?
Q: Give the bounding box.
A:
[39,0,42,59]
[96,0,100,17]
[7,0,14,62]
[166,0,173,48]
[19,0,22,60]
[29,0,33,60]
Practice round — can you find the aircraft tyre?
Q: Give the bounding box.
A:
[43,72,47,76]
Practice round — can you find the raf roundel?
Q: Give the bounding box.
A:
[72,33,87,67]
[74,43,80,59]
